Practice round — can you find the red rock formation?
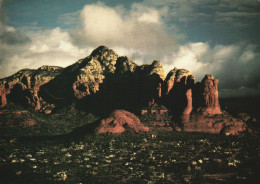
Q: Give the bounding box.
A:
[163,68,195,116]
[0,66,62,110]
[26,89,41,111]
[183,89,192,115]
[176,112,247,135]
[96,110,149,134]
[137,60,166,106]
[72,57,105,99]
[194,74,221,115]
[0,84,7,107]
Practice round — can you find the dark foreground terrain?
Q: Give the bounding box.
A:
[0,103,260,184]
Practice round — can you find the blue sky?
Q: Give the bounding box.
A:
[0,0,260,97]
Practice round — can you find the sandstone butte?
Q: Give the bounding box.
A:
[0,46,248,135]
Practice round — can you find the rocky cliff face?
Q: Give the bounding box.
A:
[163,68,195,116]
[0,66,63,112]
[0,46,247,135]
[1,46,220,116]
[193,74,222,115]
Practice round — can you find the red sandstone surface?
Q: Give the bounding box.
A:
[198,74,222,115]
[176,112,247,135]
[96,110,150,134]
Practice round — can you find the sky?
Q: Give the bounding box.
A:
[0,0,260,97]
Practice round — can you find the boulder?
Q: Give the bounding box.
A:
[96,110,149,134]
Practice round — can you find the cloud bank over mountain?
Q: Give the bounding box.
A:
[0,0,259,97]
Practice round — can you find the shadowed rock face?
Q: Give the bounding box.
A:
[140,104,172,132]
[163,68,195,116]
[34,46,166,114]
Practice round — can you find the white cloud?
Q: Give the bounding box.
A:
[0,1,259,97]
[137,9,160,24]
[80,3,124,44]
[164,42,209,78]
[0,2,177,78]
[142,0,260,27]
[162,41,260,96]
[0,27,92,78]
[70,2,177,63]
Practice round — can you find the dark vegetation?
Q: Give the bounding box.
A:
[220,96,260,117]
[1,100,260,184]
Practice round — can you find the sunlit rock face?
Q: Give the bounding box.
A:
[72,46,119,99]
[0,84,7,107]
[96,110,149,134]
[175,112,247,135]
[193,74,222,115]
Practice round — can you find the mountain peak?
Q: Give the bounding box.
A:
[90,45,118,58]
[89,46,119,73]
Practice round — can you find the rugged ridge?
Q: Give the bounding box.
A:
[0,46,221,115]
[0,46,247,135]
[0,66,63,112]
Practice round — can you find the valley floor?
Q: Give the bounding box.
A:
[0,106,259,183]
